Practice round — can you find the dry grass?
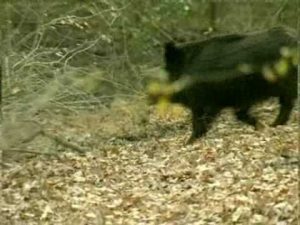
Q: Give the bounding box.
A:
[1,100,298,225]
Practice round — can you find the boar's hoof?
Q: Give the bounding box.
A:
[255,121,267,130]
[186,136,197,145]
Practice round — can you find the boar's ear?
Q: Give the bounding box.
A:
[164,42,184,65]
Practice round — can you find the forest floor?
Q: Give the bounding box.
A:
[1,100,298,225]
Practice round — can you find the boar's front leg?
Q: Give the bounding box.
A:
[272,96,295,126]
[187,107,220,144]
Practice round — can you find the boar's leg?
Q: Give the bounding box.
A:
[235,107,259,128]
[272,96,294,126]
[187,107,220,144]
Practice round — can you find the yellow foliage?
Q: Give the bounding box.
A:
[156,96,171,116]
[274,59,289,77]
[262,65,278,83]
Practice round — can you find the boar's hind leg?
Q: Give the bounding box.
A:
[187,107,220,144]
[235,107,259,128]
[272,96,294,126]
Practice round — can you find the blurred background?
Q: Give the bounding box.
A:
[0,0,298,118]
[0,0,298,153]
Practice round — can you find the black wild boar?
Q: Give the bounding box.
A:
[163,27,297,143]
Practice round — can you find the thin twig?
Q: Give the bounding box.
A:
[42,131,88,154]
[2,148,55,155]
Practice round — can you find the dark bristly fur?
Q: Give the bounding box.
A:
[164,27,297,144]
